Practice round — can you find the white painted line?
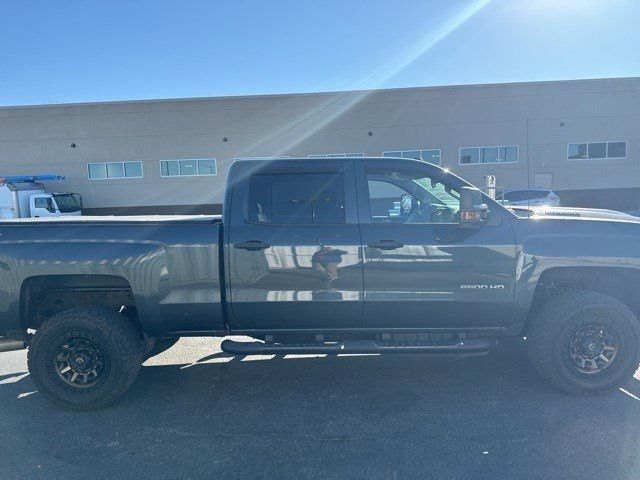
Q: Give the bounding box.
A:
[619,387,640,402]
[0,373,29,385]
[240,355,276,362]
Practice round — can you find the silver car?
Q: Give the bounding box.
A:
[497,188,560,207]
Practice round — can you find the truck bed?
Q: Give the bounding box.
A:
[0,214,224,339]
[0,214,222,224]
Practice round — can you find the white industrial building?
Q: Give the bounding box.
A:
[0,76,638,214]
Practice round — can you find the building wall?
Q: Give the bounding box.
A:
[0,76,639,214]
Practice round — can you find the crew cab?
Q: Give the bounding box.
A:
[0,157,638,409]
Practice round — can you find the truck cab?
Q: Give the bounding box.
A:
[29,192,83,218]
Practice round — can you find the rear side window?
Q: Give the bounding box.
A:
[247,171,346,225]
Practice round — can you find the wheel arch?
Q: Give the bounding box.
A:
[522,266,640,335]
[20,274,143,337]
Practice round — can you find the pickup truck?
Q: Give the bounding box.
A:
[1,157,639,410]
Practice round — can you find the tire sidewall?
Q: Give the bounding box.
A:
[30,318,132,408]
[547,302,640,393]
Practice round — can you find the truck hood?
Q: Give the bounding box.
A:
[508,205,640,223]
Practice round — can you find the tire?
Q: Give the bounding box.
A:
[527,290,640,396]
[27,306,144,410]
[144,337,180,360]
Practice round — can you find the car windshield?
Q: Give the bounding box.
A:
[52,193,81,212]
[413,178,460,210]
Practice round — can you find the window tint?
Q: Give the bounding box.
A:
[308,153,363,158]
[568,142,626,160]
[384,149,441,165]
[248,171,346,225]
[161,159,217,176]
[568,143,587,159]
[87,161,143,179]
[124,161,143,178]
[87,163,107,179]
[588,142,606,159]
[461,145,517,164]
[499,145,518,163]
[366,169,460,224]
[607,142,626,158]
[106,162,125,178]
[480,146,498,163]
[460,147,479,164]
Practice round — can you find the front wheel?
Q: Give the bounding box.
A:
[527,290,640,395]
[27,306,144,410]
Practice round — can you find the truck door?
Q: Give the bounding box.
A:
[30,195,58,218]
[355,159,517,329]
[227,161,363,330]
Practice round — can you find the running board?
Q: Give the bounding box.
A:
[220,338,498,356]
[0,337,28,353]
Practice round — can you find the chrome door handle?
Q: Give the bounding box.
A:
[366,240,404,250]
[233,240,270,251]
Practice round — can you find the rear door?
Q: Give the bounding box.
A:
[355,159,517,329]
[227,160,363,330]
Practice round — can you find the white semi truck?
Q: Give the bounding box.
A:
[0,175,82,219]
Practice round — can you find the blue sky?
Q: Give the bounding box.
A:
[1,0,639,106]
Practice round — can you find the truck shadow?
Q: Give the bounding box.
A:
[2,341,640,479]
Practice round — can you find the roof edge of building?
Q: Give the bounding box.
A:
[2,75,639,111]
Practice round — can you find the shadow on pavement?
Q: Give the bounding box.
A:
[1,340,639,479]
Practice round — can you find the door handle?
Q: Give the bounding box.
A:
[233,240,270,251]
[366,240,404,250]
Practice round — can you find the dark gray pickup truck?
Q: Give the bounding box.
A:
[1,157,639,409]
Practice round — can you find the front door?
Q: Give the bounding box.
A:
[356,159,516,329]
[227,162,363,330]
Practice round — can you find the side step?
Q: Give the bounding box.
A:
[0,337,28,353]
[220,338,497,356]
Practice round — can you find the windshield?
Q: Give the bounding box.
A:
[413,178,460,210]
[52,193,82,212]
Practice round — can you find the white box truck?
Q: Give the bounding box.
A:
[0,175,82,219]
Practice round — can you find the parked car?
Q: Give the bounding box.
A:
[497,188,560,207]
[0,175,82,218]
[0,157,639,410]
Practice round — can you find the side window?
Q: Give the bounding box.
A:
[366,169,460,224]
[34,197,55,212]
[248,171,346,225]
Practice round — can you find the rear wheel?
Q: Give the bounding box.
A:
[527,290,640,395]
[28,306,144,410]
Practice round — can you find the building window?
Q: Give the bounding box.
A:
[608,141,627,158]
[160,158,217,177]
[382,149,441,165]
[308,153,364,159]
[234,156,291,162]
[459,146,518,165]
[568,141,626,160]
[88,161,143,179]
[459,147,479,165]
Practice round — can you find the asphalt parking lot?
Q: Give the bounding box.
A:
[1,337,639,480]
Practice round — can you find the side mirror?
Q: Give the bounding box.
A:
[400,194,414,214]
[459,187,488,227]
